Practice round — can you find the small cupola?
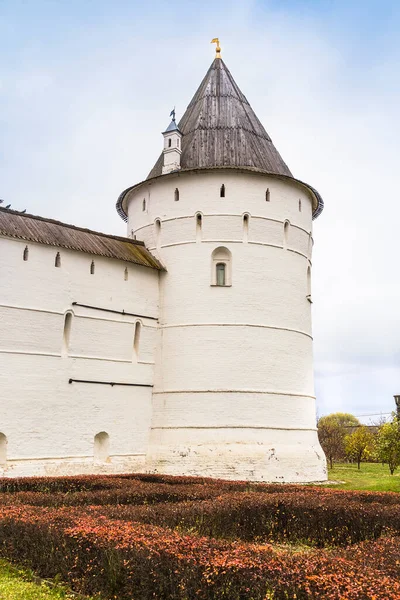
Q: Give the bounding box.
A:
[162,109,182,175]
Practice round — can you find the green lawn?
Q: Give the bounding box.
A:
[327,462,400,492]
[0,560,94,600]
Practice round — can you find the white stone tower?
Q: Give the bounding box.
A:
[117,47,327,482]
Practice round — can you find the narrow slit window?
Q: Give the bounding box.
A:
[168,138,172,148]
[216,263,226,286]
[55,252,61,268]
[155,219,161,246]
[174,188,179,201]
[220,184,225,198]
[283,221,290,249]
[307,266,312,302]
[196,213,202,242]
[299,199,302,212]
[142,198,146,212]
[62,312,72,357]
[243,214,249,242]
[23,246,29,261]
[90,261,95,275]
[133,321,141,361]
[124,267,128,281]
[266,188,270,202]
[94,432,110,463]
[0,433,7,466]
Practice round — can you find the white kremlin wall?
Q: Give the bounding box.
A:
[126,169,327,482]
[0,238,159,477]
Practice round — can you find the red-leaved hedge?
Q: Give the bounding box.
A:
[0,473,399,598]
[0,505,399,599]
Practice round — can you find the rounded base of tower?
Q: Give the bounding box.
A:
[146,428,327,483]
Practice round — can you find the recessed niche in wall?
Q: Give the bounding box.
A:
[0,433,7,466]
[94,432,110,463]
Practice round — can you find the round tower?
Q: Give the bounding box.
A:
[117,50,327,482]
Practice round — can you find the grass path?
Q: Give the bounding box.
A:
[327,461,400,492]
[0,560,94,600]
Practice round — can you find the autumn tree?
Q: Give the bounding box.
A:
[344,426,375,469]
[317,413,360,468]
[376,416,400,475]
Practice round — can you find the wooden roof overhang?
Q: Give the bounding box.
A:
[0,207,164,270]
[116,166,324,223]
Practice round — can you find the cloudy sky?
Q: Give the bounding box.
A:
[1,0,399,421]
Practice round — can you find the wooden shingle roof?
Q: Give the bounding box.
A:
[0,207,163,270]
[116,57,324,221]
[147,58,292,179]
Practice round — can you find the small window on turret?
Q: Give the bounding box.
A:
[299,199,302,212]
[142,198,146,212]
[266,189,270,202]
[174,188,179,201]
[168,139,172,148]
[220,184,225,198]
[90,261,95,275]
[55,252,61,268]
[177,138,180,148]
[23,246,29,261]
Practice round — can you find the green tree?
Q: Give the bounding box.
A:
[376,417,400,475]
[317,413,360,469]
[344,426,375,469]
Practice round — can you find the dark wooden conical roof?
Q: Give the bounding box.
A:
[147,58,292,179]
[116,57,324,221]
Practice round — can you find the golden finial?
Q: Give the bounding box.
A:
[211,38,221,59]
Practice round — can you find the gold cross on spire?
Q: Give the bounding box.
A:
[211,38,221,59]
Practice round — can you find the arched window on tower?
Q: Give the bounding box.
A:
[211,247,232,286]
[124,267,128,281]
[220,184,225,198]
[133,321,141,361]
[23,246,29,261]
[0,433,7,466]
[266,188,270,202]
[196,213,202,242]
[216,263,226,286]
[62,312,73,357]
[243,213,249,242]
[55,252,61,268]
[299,199,302,212]
[168,138,172,148]
[94,432,110,463]
[90,260,95,275]
[142,198,146,212]
[174,188,179,201]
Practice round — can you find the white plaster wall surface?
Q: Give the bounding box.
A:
[127,170,326,482]
[0,237,159,477]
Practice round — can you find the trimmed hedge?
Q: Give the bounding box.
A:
[0,506,399,599]
[0,474,399,598]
